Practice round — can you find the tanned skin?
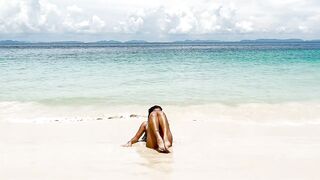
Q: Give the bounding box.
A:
[122,108,173,153]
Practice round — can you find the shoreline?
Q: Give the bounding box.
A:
[1,101,320,125]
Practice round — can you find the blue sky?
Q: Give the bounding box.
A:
[0,0,320,41]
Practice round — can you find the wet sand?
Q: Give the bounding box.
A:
[1,117,320,180]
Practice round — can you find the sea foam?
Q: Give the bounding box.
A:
[1,101,320,125]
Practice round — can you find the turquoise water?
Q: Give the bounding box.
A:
[1,42,320,106]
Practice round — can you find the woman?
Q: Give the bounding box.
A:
[122,105,173,153]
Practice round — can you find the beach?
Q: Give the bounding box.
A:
[1,42,320,179]
[1,104,320,180]
[1,0,320,177]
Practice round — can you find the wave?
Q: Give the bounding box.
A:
[1,101,320,125]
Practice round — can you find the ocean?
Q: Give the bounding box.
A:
[1,42,320,123]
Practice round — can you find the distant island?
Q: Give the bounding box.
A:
[95,40,122,44]
[1,39,320,45]
[240,39,305,43]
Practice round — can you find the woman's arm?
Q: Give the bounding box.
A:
[122,121,147,147]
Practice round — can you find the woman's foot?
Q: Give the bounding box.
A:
[164,139,171,150]
[157,137,170,153]
[163,134,172,149]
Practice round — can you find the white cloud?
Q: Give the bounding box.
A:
[235,21,254,33]
[0,0,107,35]
[0,0,319,41]
[66,5,83,14]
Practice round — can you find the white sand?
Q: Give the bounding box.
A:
[1,117,320,180]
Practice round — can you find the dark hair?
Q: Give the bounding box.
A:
[148,105,162,116]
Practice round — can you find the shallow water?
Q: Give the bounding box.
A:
[1,42,320,105]
[1,42,320,122]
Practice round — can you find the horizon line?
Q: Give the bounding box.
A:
[1,38,320,44]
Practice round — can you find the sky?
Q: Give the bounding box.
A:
[0,0,320,42]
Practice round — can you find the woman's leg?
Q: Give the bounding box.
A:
[157,111,173,148]
[146,111,169,153]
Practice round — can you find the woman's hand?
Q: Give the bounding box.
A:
[122,141,132,147]
[121,121,147,147]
